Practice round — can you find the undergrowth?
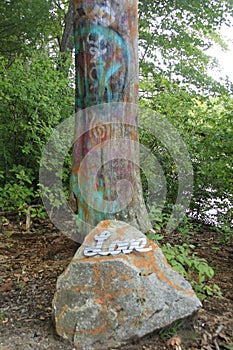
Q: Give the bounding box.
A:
[147,228,222,300]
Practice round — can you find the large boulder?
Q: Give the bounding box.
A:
[52,220,201,350]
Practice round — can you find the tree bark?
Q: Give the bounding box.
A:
[71,0,151,236]
[59,0,75,53]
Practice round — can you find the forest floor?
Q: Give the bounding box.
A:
[0,218,232,350]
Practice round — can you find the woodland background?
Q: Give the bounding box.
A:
[0,0,232,236]
[0,2,233,349]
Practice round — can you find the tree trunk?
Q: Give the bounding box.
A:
[71,0,151,236]
[59,0,74,53]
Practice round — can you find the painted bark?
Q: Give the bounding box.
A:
[71,0,151,236]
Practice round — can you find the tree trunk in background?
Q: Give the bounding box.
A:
[59,0,74,53]
[71,0,151,236]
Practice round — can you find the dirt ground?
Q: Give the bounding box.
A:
[0,218,232,350]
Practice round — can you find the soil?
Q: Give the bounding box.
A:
[0,218,232,350]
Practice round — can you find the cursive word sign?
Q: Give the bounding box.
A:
[83,231,152,257]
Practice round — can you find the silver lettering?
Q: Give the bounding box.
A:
[83,232,152,257]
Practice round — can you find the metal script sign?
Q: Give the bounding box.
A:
[83,231,152,257]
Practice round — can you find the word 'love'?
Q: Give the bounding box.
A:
[83,231,152,257]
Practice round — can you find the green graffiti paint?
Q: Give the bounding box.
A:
[74,21,130,107]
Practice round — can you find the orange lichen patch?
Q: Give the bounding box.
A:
[83,233,96,245]
[143,307,156,315]
[93,263,101,286]
[103,293,113,300]
[99,220,111,229]
[63,329,76,335]
[130,249,195,295]
[55,304,69,323]
[73,241,194,295]
[109,270,117,277]
[95,298,104,305]
[82,228,105,245]
[129,314,145,329]
[118,273,133,281]
[130,250,159,274]
[116,224,131,235]
[83,221,127,245]
[163,256,172,268]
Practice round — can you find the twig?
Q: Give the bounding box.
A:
[25,205,41,230]
[214,338,221,350]
[0,204,40,217]
[214,325,224,337]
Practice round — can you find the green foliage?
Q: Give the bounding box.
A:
[0,0,232,244]
[149,230,221,300]
[176,216,201,238]
[214,216,233,244]
[185,97,233,203]
[147,205,170,231]
[138,1,233,236]
[0,51,74,212]
[0,0,55,58]
[140,83,233,231]
[138,0,233,94]
[159,320,185,341]
[0,166,34,211]
[30,206,47,220]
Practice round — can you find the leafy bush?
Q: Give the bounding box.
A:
[139,90,233,232]
[0,166,35,211]
[147,231,221,300]
[0,52,74,213]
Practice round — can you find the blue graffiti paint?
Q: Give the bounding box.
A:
[70,174,79,198]
[74,20,130,108]
[72,20,131,223]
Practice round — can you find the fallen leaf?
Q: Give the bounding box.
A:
[13,273,21,278]
[218,333,231,342]
[167,335,182,349]
[2,318,9,324]
[0,281,14,292]
[22,276,30,282]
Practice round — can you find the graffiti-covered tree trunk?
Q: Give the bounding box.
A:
[71,0,151,237]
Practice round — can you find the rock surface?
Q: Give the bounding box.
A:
[52,220,201,350]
